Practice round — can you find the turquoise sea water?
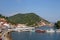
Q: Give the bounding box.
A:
[11,31,60,40]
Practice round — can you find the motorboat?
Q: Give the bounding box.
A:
[35,29,45,33]
[46,29,55,33]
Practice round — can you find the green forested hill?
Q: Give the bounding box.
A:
[7,13,50,26]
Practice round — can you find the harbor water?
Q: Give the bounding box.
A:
[11,31,60,40]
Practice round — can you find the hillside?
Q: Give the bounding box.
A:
[7,13,50,26]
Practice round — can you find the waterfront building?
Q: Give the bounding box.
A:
[16,24,27,28]
[15,27,35,32]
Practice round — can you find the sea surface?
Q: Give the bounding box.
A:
[11,31,60,40]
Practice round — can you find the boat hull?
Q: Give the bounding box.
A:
[35,30,45,33]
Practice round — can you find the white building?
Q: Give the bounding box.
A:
[16,24,27,28]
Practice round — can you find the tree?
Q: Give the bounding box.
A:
[55,21,60,29]
[0,14,2,17]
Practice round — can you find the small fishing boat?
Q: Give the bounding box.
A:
[35,29,45,33]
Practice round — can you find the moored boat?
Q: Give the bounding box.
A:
[56,29,60,32]
[35,29,45,33]
[46,29,55,33]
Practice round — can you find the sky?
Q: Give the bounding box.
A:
[0,0,60,22]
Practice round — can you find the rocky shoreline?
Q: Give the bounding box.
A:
[5,32,12,40]
[3,31,13,40]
